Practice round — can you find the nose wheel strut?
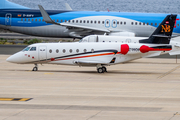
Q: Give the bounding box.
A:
[32,64,38,71]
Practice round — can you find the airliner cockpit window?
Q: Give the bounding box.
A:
[22,47,30,51]
[30,47,36,51]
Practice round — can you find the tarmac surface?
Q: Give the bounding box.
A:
[0,55,180,120]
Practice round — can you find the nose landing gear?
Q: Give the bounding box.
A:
[32,64,38,71]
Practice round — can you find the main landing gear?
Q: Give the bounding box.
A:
[32,64,38,71]
[97,66,107,73]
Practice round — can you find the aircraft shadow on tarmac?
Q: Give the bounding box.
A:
[8,69,159,75]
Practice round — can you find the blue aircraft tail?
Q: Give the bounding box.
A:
[0,0,29,9]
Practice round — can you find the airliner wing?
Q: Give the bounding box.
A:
[38,5,110,37]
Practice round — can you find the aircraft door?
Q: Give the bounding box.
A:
[5,13,12,26]
[88,36,96,42]
[39,46,47,61]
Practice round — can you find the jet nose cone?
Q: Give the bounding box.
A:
[6,52,23,63]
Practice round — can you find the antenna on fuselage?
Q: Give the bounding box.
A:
[65,3,72,10]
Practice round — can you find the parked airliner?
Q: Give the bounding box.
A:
[6,15,179,73]
[0,0,180,39]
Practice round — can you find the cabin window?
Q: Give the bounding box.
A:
[120,22,123,24]
[49,49,52,53]
[42,19,44,22]
[28,19,30,21]
[30,47,36,51]
[103,41,105,42]
[72,20,74,23]
[87,20,89,23]
[39,19,41,22]
[21,18,23,21]
[177,24,179,27]
[159,23,160,25]
[32,19,34,21]
[135,22,137,25]
[61,20,63,22]
[76,49,79,53]
[80,20,82,23]
[113,21,116,24]
[131,22,133,25]
[68,20,70,22]
[147,23,149,25]
[155,23,157,26]
[143,23,145,25]
[117,21,119,24]
[22,47,30,51]
[124,22,126,25]
[98,21,100,24]
[102,21,105,24]
[76,20,78,23]
[91,49,94,53]
[106,21,109,24]
[69,49,72,53]
[35,19,37,22]
[151,23,153,25]
[84,49,87,53]
[53,19,55,22]
[94,21,96,24]
[56,49,59,53]
[57,19,59,22]
[84,20,86,23]
[65,20,67,22]
[91,21,93,23]
[24,19,27,21]
[139,22,141,25]
[63,49,66,53]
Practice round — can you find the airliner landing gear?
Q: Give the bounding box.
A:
[32,64,38,71]
[97,66,107,73]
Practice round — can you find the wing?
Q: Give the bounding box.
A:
[74,58,116,66]
[38,5,112,38]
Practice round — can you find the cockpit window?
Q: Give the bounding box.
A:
[22,47,30,51]
[30,47,36,51]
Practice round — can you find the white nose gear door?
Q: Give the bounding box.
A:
[39,46,47,61]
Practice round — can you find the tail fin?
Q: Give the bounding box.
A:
[139,14,177,44]
[0,0,29,9]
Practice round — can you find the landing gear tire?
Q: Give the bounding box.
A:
[32,67,38,71]
[102,67,107,72]
[97,68,104,73]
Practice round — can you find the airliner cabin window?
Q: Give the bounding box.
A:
[28,19,30,21]
[35,19,37,22]
[30,47,36,51]
[91,49,94,53]
[68,20,70,22]
[117,21,119,24]
[91,21,93,23]
[61,20,63,22]
[65,20,67,22]
[124,22,126,25]
[106,21,109,24]
[56,49,59,53]
[177,24,179,27]
[32,19,34,21]
[76,20,78,23]
[57,20,59,22]
[98,21,100,24]
[69,49,72,53]
[63,49,66,53]
[155,23,157,26]
[87,20,89,23]
[42,19,44,22]
[84,20,86,23]
[151,23,153,25]
[102,21,104,24]
[120,22,123,24]
[147,23,149,25]
[72,20,74,23]
[143,23,145,25]
[76,49,79,53]
[80,20,82,23]
[21,18,23,21]
[22,47,30,51]
[135,22,137,25]
[131,22,133,25]
[139,22,141,25]
[24,19,27,21]
[49,49,52,53]
[94,21,96,24]
[53,19,55,22]
[39,19,41,22]
[84,49,87,53]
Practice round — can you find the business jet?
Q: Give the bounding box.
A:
[0,0,180,39]
[6,14,179,73]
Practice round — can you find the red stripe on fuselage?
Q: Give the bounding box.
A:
[54,52,115,61]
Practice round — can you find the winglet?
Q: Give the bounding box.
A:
[38,5,59,25]
[65,3,72,10]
